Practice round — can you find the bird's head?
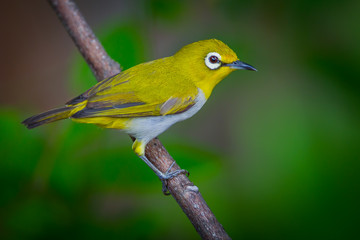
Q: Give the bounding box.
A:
[173,39,256,98]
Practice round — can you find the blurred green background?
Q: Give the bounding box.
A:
[1,0,360,239]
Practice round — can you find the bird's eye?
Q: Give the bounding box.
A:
[205,52,221,70]
[209,55,219,63]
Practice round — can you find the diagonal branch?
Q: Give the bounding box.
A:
[48,0,120,80]
[48,0,231,239]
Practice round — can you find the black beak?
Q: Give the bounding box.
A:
[223,60,257,71]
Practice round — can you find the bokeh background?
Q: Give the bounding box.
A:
[1,0,359,239]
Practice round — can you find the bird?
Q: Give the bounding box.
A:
[22,39,257,193]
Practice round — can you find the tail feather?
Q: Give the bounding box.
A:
[22,106,75,129]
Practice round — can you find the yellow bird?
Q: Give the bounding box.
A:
[22,39,256,191]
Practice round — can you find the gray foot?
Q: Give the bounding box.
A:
[139,155,189,195]
[159,161,189,195]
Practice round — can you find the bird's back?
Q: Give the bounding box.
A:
[68,56,199,129]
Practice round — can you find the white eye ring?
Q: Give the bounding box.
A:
[205,52,222,70]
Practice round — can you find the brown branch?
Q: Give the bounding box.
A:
[48,0,120,80]
[48,0,231,239]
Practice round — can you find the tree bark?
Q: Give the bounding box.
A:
[48,0,231,239]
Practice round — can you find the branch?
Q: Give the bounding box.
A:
[48,0,120,80]
[48,0,231,239]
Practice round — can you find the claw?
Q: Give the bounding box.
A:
[162,181,171,195]
[138,155,188,195]
[159,161,189,195]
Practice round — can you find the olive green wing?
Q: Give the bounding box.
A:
[66,72,128,106]
[71,95,197,119]
[69,69,199,119]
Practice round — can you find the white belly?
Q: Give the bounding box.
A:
[125,89,206,144]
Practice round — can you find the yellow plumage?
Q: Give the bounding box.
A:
[22,39,256,191]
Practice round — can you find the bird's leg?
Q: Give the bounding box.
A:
[133,139,188,195]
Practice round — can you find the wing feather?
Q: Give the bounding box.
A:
[70,60,198,119]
